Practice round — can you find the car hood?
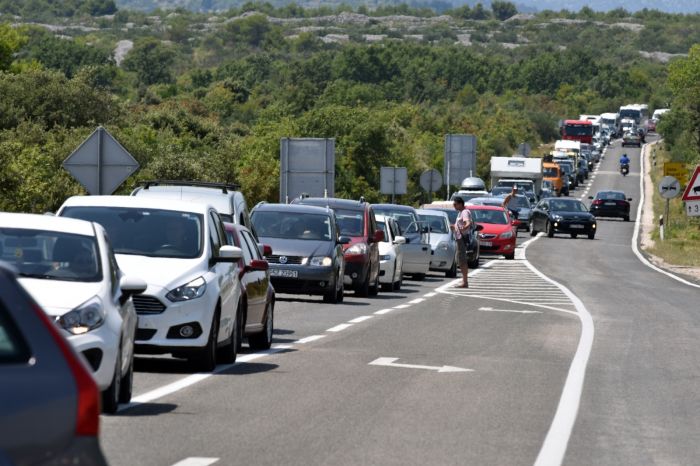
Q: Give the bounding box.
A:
[552,211,595,220]
[19,279,102,316]
[476,223,513,235]
[259,237,333,258]
[116,254,204,289]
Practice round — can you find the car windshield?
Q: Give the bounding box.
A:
[61,207,203,259]
[564,124,593,136]
[468,209,509,225]
[549,200,589,212]
[252,211,333,240]
[418,215,448,234]
[0,229,101,282]
[598,192,626,201]
[497,181,533,193]
[543,167,559,177]
[374,209,418,234]
[490,187,511,196]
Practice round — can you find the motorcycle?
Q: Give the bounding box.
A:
[620,163,629,176]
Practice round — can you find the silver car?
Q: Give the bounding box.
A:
[0,263,107,465]
[417,210,458,278]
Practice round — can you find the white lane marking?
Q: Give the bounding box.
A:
[369,357,473,373]
[632,143,700,289]
[408,298,425,304]
[374,308,394,315]
[171,458,219,466]
[423,292,437,298]
[478,307,542,314]
[120,346,293,411]
[296,335,326,344]
[349,315,374,323]
[393,304,411,309]
[326,323,352,333]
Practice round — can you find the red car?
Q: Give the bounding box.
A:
[224,223,275,351]
[467,205,519,260]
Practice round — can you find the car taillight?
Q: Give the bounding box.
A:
[592,200,603,205]
[31,303,100,436]
[617,201,628,205]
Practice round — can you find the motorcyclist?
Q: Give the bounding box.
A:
[619,153,630,166]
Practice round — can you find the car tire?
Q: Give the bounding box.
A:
[588,233,595,240]
[249,302,273,351]
[118,352,134,404]
[102,349,122,414]
[218,305,238,364]
[368,269,380,296]
[323,276,339,303]
[624,216,630,222]
[529,220,537,236]
[571,233,578,239]
[546,221,555,238]
[337,278,345,303]
[192,311,219,372]
[446,260,457,278]
[413,273,426,281]
[355,273,370,297]
[505,253,515,260]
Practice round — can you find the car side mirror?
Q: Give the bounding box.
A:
[627,198,633,201]
[512,219,521,226]
[337,236,351,245]
[373,230,385,243]
[258,243,272,256]
[119,276,147,305]
[588,196,594,200]
[475,224,484,231]
[215,245,243,263]
[248,259,269,271]
[393,235,406,245]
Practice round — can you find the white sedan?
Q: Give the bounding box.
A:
[0,213,146,413]
[376,215,405,292]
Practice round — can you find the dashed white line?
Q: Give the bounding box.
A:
[326,323,353,333]
[349,315,374,323]
[374,308,394,315]
[408,298,425,304]
[171,458,219,466]
[393,304,411,309]
[296,335,326,344]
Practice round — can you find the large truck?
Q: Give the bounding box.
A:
[600,112,620,136]
[560,119,593,144]
[619,104,649,128]
[489,156,543,200]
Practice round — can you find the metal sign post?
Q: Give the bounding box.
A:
[380,167,407,204]
[658,176,681,240]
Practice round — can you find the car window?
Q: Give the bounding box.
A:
[419,215,449,234]
[62,207,203,259]
[0,301,31,364]
[208,212,222,257]
[242,231,261,261]
[103,233,120,297]
[0,228,102,282]
[238,232,253,265]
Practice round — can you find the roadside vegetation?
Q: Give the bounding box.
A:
[0,1,699,214]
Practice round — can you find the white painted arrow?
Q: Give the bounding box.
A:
[369,357,473,373]
[479,307,542,314]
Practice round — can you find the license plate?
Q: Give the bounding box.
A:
[570,224,584,229]
[479,241,493,247]
[270,269,298,278]
[605,202,616,206]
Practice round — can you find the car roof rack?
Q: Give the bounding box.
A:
[138,180,240,193]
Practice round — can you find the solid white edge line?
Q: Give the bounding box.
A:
[374,308,394,315]
[349,315,374,323]
[171,458,219,466]
[632,142,700,289]
[326,323,353,333]
[296,335,326,344]
[408,298,425,304]
[392,304,411,309]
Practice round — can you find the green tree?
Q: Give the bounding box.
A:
[0,23,27,71]
[668,45,700,155]
[122,38,175,86]
[491,1,517,21]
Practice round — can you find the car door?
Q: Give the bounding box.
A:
[240,230,266,328]
[367,208,380,282]
[208,211,236,341]
[537,201,550,230]
[390,219,403,280]
[400,215,430,274]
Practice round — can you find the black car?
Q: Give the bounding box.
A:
[588,191,632,222]
[529,198,597,239]
[250,203,348,303]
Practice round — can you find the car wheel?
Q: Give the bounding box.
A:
[368,269,379,296]
[505,253,515,260]
[529,220,537,236]
[356,273,370,297]
[191,311,219,371]
[446,260,457,278]
[546,221,555,238]
[218,305,238,364]
[413,273,426,281]
[571,233,578,239]
[564,190,569,197]
[323,276,339,303]
[249,302,273,351]
[118,352,134,404]
[102,349,122,414]
[624,216,630,222]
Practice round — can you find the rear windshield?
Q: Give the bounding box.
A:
[506,196,530,209]
[597,192,626,201]
[549,200,589,212]
[418,215,448,234]
[62,207,203,259]
[468,209,509,225]
[252,211,333,241]
[0,228,101,282]
[333,208,365,237]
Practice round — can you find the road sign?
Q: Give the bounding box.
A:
[444,134,477,188]
[419,169,442,192]
[380,167,407,200]
[686,200,700,217]
[63,126,139,195]
[664,162,688,185]
[517,143,531,157]
[681,165,700,201]
[280,138,335,203]
[658,176,681,199]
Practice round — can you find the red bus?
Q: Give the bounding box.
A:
[560,120,593,144]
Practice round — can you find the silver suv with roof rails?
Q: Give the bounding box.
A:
[131,180,253,236]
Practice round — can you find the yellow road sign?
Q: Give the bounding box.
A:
[664,162,688,185]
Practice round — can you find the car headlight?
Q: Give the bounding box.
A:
[166,276,207,302]
[59,296,105,335]
[437,241,450,251]
[346,243,368,255]
[309,256,333,267]
[500,231,513,239]
[553,215,563,221]
[379,255,391,261]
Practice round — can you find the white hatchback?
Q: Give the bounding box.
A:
[0,213,147,413]
[58,196,243,372]
[375,215,405,292]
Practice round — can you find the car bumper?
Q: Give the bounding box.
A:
[270,265,336,295]
[552,220,597,233]
[65,321,121,391]
[379,258,395,284]
[590,206,629,218]
[343,261,369,287]
[478,238,516,256]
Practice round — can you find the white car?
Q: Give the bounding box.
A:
[58,196,243,372]
[417,209,458,278]
[0,213,147,413]
[375,215,405,292]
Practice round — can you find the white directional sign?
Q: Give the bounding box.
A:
[63,126,139,195]
[658,176,681,199]
[369,357,472,373]
[686,200,700,217]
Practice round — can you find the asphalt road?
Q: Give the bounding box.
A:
[100,138,700,466]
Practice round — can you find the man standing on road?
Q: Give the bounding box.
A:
[452,196,472,288]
